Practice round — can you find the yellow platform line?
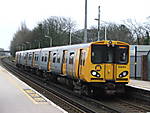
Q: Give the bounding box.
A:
[24,89,47,103]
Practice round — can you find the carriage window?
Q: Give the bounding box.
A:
[36,57,38,61]
[82,52,86,65]
[57,54,60,63]
[24,53,27,60]
[42,56,44,62]
[62,51,67,64]
[35,54,38,61]
[79,51,86,66]
[35,56,39,61]
[24,55,26,60]
[53,53,57,63]
[69,52,74,64]
[45,56,47,62]
[29,54,32,60]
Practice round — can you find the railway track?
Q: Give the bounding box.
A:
[1,58,98,113]
[1,57,150,113]
[126,85,150,103]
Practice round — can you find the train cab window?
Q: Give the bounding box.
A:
[91,44,129,64]
[69,52,74,64]
[53,53,57,63]
[91,45,107,64]
[115,46,128,64]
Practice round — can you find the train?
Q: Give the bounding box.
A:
[15,40,130,95]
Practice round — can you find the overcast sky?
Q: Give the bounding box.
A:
[0,0,150,50]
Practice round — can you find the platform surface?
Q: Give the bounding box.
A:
[127,79,150,91]
[0,65,67,113]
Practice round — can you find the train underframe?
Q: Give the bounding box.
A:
[72,80,126,95]
[46,72,127,96]
[16,64,126,96]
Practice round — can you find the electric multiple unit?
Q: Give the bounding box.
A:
[15,40,130,95]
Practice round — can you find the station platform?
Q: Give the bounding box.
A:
[0,65,67,113]
[127,79,150,91]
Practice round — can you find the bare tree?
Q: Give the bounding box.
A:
[123,19,148,44]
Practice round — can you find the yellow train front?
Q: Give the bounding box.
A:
[72,40,130,94]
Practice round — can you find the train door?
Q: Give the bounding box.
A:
[47,51,51,72]
[104,47,115,80]
[32,52,35,67]
[61,50,67,75]
[25,53,28,65]
[78,49,85,78]
[18,53,21,64]
[105,64,114,80]
[68,52,75,76]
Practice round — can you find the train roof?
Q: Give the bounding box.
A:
[16,40,129,54]
[42,43,91,51]
[16,48,42,54]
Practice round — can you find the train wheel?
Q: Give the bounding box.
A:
[73,81,93,96]
[81,85,93,96]
[73,81,82,95]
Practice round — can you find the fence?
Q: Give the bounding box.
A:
[130,45,150,80]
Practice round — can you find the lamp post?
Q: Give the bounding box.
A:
[104,26,107,40]
[94,6,100,41]
[84,0,87,43]
[100,20,109,40]
[45,35,52,47]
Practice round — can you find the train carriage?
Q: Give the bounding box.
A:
[32,49,41,70]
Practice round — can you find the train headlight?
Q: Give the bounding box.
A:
[119,71,128,78]
[92,71,97,76]
[91,70,101,77]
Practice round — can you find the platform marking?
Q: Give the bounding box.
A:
[1,72,39,104]
[24,89,47,103]
[0,66,48,104]
[0,66,68,113]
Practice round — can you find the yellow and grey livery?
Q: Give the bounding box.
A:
[15,40,130,95]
